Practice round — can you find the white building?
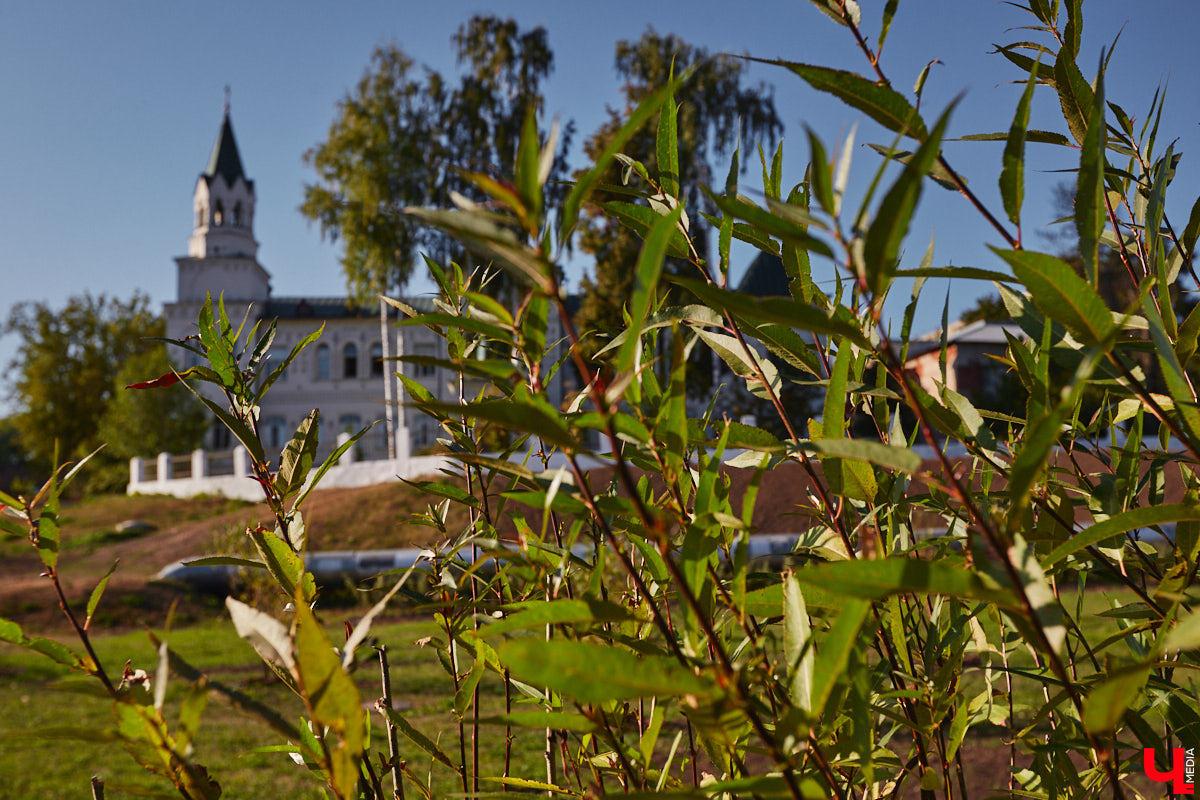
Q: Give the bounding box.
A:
[164,109,564,462]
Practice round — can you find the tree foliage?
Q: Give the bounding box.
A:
[301,15,572,303]
[574,30,783,358]
[3,293,162,473]
[97,347,209,462]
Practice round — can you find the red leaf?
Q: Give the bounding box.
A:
[126,372,180,390]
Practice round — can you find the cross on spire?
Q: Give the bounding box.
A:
[223,85,231,117]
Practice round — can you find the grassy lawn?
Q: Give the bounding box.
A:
[0,615,547,799]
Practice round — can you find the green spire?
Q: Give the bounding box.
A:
[203,110,246,185]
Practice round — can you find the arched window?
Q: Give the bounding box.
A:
[343,342,358,378]
[263,416,287,450]
[370,342,384,377]
[232,201,243,226]
[196,205,207,228]
[213,199,224,226]
[316,344,330,380]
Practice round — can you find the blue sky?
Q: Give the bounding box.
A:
[1,0,1197,410]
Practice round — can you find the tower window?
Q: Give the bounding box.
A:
[370,342,384,377]
[213,199,224,226]
[233,201,243,227]
[316,344,330,380]
[343,343,358,378]
[197,205,207,228]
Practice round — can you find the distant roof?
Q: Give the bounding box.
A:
[906,320,1024,359]
[203,113,252,190]
[736,251,790,297]
[264,296,436,320]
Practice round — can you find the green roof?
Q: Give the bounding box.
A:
[203,113,248,186]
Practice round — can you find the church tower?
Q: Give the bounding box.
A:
[171,100,271,307]
[187,105,258,259]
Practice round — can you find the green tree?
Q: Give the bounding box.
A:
[3,293,161,474]
[958,292,1009,324]
[0,416,32,494]
[97,347,209,462]
[301,15,571,303]
[574,30,783,358]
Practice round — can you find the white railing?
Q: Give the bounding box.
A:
[128,433,452,501]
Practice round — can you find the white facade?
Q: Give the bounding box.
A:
[162,110,565,463]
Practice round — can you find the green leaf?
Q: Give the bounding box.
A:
[1083,664,1151,734]
[477,710,598,733]
[226,596,297,690]
[894,265,1018,283]
[292,593,365,799]
[602,201,692,259]
[1163,611,1200,653]
[810,598,870,717]
[792,438,922,474]
[763,59,927,140]
[1001,65,1037,226]
[0,616,83,669]
[515,104,542,223]
[617,205,684,390]
[397,312,514,345]
[955,130,1070,146]
[419,399,576,451]
[1076,55,1106,285]
[992,248,1114,346]
[406,207,553,290]
[182,555,266,569]
[692,328,781,400]
[864,143,960,190]
[1143,295,1200,447]
[744,581,837,615]
[294,421,375,510]
[258,325,323,400]
[657,80,679,198]
[480,777,578,794]
[85,560,120,625]
[1042,504,1200,567]
[863,102,955,297]
[247,318,277,372]
[247,527,315,604]
[706,191,834,259]
[560,77,683,244]
[1006,403,1071,525]
[499,639,719,703]
[1008,534,1066,654]
[806,128,835,214]
[792,558,1016,606]
[185,389,266,466]
[380,706,458,770]
[670,276,871,348]
[1053,48,1094,145]
[454,647,484,718]
[275,410,319,499]
[783,572,814,712]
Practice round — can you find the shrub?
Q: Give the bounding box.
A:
[4,1,1200,797]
